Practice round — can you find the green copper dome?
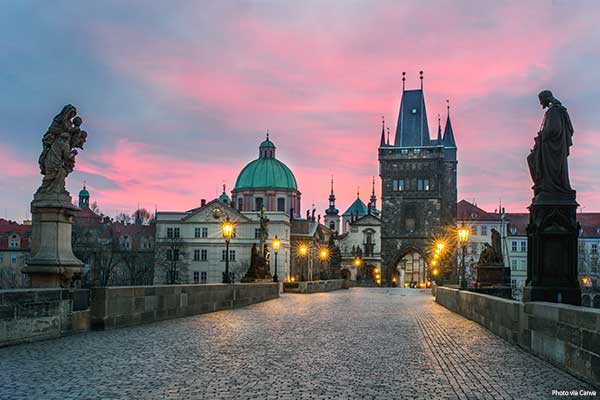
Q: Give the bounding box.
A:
[234,158,297,190]
[234,135,298,191]
[79,186,89,198]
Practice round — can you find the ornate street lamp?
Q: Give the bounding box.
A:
[272,235,281,283]
[457,223,471,290]
[319,246,329,281]
[221,216,235,284]
[298,243,310,281]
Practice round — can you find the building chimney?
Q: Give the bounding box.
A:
[201,199,206,207]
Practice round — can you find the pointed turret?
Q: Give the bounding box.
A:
[436,114,442,144]
[379,116,386,147]
[325,178,338,216]
[442,101,456,147]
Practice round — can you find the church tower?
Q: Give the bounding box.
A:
[324,178,340,233]
[378,72,458,286]
[78,184,90,209]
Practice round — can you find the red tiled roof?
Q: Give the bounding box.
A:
[577,213,600,238]
[0,219,32,250]
[457,200,502,221]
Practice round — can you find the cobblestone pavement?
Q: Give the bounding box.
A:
[1,288,597,400]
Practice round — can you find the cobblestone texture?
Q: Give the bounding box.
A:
[0,288,596,399]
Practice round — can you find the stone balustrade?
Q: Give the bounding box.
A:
[91,283,279,330]
[283,279,346,294]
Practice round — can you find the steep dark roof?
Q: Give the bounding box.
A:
[442,113,456,147]
[394,89,430,147]
[577,213,600,238]
[505,213,528,236]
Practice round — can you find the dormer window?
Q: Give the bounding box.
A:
[9,234,19,249]
[411,108,417,114]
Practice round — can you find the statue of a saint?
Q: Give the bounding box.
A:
[36,105,88,196]
[527,90,575,201]
[491,228,502,263]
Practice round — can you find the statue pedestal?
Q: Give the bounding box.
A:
[523,199,581,305]
[475,264,510,287]
[22,193,83,288]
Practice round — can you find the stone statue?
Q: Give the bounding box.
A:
[527,90,575,201]
[491,228,502,262]
[258,207,269,254]
[37,105,87,196]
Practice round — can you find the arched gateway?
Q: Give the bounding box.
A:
[390,248,427,288]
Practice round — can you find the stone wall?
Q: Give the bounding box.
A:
[283,279,345,294]
[435,286,600,387]
[0,288,90,347]
[91,283,278,330]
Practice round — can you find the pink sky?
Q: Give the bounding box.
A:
[1,1,600,221]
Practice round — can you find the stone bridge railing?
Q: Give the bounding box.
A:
[283,279,346,294]
[435,286,600,387]
[1,283,278,347]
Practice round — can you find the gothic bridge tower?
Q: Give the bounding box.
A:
[378,72,457,286]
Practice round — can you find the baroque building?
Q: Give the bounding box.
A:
[379,76,458,286]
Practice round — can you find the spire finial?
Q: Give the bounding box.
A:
[330,176,334,194]
[83,180,86,190]
[386,127,390,145]
[266,130,269,141]
[371,176,375,195]
[402,71,406,91]
[446,99,450,114]
[419,70,423,90]
[222,183,226,193]
[357,187,360,198]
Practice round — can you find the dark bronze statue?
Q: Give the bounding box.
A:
[527,90,575,201]
[478,228,503,266]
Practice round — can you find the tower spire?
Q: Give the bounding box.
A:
[379,115,386,147]
[437,113,442,142]
[402,71,406,92]
[442,99,456,148]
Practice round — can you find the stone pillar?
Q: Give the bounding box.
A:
[23,193,83,288]
[523,200,581,305]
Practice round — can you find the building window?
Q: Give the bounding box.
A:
[423,179,430,191]
[167,228,173,238]
[202,227,208,238]
[277,198,286,212]
[417,179,423,191]
[480,226,487,236]
[9,235,19,248]
[174,228,180,238]
[511,259,517,269]
[592,244,598,254]
[255,197,264,211]
[230,250,236,261]
[201,272,207,284]
[393,179,398,191]
[401,148,408,154]
[237,198,243,210]
[329,221,335,230]
[195,228,201,238]
[520,241,527,252]
[255,228,261,239]
[511,241,517,252]
[193,271,200,283]
[201,249,207,261]
[520,260,526,270]
[413,148,421,154]
[194,249,200,261]
[222,250,227,261]
[11,255,17,264]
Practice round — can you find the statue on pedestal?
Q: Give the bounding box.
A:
[23,105,87,288]
[241,208,272,282]
[524,90,580,305]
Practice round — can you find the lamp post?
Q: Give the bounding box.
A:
[272,235,281,283]
[298,243,309,281]
[457,223,471,290]
[319,246,329,281]
[221,216,234,284]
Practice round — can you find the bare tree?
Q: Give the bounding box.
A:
[120,249,155,285]
[155,237,189,284]
[90,201,101,215]
[132,208,151,225]
[73,225,121,287]
[115,212,132,225]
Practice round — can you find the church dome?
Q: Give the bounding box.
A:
[79,186,89,198]
[234,135,298,191]
[343,197,368,216]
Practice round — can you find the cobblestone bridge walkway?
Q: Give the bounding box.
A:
[1,288,595,399]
